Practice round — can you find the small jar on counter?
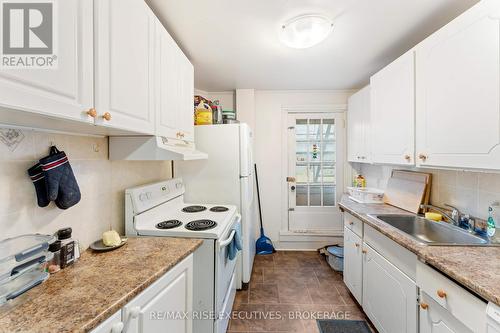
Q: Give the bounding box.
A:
[57,228,77,268]
[47,240,61,274]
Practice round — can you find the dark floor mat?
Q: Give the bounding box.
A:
[317,319,372,333]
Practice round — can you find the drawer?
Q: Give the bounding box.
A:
[344,212,363,237]
[417,260,487,333]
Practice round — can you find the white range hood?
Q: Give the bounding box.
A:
[109,136,207,161]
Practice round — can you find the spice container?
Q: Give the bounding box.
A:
[47,241,61,274]
[57,228,75,268]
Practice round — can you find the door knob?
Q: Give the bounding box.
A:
[86,108,97,118]
[102,112,112,121]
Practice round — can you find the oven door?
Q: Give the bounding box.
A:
[215,214,241,314]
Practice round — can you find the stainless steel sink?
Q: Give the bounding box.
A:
[367,214,496,246]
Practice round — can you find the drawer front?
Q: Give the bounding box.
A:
[419,291,473,333]
[364,224,417,280]
[344,212,363,237]
[417,261,487,332]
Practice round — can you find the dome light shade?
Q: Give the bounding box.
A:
[279,14,334,49]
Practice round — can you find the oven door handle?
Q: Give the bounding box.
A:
[219,214,241,249]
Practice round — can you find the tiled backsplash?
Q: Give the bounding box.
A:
[353,163,500,220]
[0,128,171,249]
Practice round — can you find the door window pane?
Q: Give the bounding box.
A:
[295,165,307,183]
[296,142,308,163]
[310,186,321,206]
[296,185,308,206]
[309,142,321,162]
[322,142,335,162]
[309,119,321,141]
[323,119,335,141]
[322,166,336,184]
[308,165,321,183]
[323,186,336,206]
[296,119,308,142]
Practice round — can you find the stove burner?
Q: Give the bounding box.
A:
[210,206,229,212]
[156,220,182,229]
[185,219,217,231]
[182,205,207,213]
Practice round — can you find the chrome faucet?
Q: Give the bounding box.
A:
[420,204,461,226]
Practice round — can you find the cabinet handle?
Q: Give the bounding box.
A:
[418,154,427,162]
[362,249,367,254]
[420,302,429,310]
[86,108,97,118]
[111,322,124,333]
[437,289,447,298]
[122,306,140,333]
[404,155,411,161]
[102,112,112,121]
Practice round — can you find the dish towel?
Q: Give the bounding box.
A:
[227,220,242,261]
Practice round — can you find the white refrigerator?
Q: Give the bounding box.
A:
[175,123,256,287]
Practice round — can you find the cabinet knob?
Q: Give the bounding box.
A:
[420,302,429,310]
[404,155,411,161]
[418,154,427,162]
[102,112,112,121]
[362,249,367,254]
[437,289,447,298]
[86,108,97,118]
[111,322,124,333]
[355,243,360,248]
[349,222,354,225]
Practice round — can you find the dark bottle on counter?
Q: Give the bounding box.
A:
[57,228,79,268]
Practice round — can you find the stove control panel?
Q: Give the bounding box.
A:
[125,178,185,214]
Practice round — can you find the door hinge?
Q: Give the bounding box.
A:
[288,208,295,211]
[288,126,295,130]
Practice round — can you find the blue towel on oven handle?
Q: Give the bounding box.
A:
[227,217,242,261]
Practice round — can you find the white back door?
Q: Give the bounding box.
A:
[286,112,345,234]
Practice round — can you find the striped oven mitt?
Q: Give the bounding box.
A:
[27,163,50,207]
[39,146,81,210]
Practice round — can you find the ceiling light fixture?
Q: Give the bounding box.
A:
[279,14,334,49]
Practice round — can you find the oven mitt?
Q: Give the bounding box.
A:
[39,146,81,210]
[27,163,50,207]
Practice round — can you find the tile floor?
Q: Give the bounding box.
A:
[228,251,376,333]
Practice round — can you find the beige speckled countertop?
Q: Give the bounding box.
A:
[339,195,500,306]
[0,237,203,333]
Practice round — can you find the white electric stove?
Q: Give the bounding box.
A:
[125,178,240,333]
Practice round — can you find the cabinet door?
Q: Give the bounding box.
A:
[156,22,195,142]
[0,0,93,123]
[420,292,473,333]
[370,50,415,166]
[362,243,417,333]
[94,0,155,134]
[124,254,193,333]
[343,227,363,304]
[415,0,500,170]
[347,86,371,163]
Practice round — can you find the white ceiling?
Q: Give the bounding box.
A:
[146,0,479,91]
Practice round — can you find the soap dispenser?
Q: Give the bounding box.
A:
[487,202,499,238]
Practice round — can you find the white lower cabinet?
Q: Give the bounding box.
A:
[362,242,417,333]
[343,227,363,304]
[91,254,193,333]
[419,291,472,333]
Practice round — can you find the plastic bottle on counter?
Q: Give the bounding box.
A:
[47,240,61,274]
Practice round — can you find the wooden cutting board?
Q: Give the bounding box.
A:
[384,170,432,214]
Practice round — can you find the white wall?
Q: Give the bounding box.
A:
[0,128,171,249]
[353,163,500,221]
[254,90,354,249]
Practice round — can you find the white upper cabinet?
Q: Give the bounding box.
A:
[94,0,156,134]
[156,20,195,142]
[415,0,500,170]
[0,0,94,123]
[370,50,415,166]
[348,86,371,163]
